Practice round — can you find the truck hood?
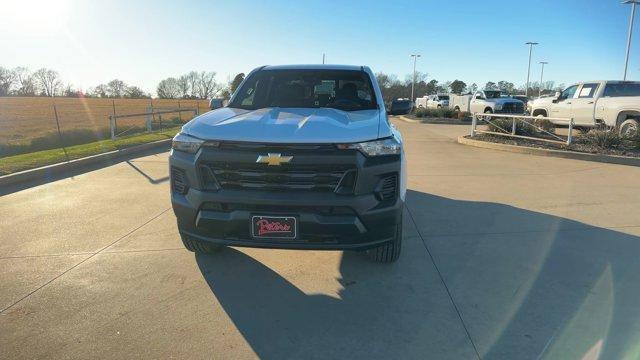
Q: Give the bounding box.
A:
[487,98,523,105]
[181,107,389,143]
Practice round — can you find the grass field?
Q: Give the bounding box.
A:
[0,97,210,156]
[0,127,180,175]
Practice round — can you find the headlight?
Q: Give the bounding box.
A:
[338,138,401,156]
[494,104,503,110]
[172,132,204,154]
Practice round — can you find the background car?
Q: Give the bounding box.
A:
[388,98,412,115]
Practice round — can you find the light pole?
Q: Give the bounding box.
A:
[525,42,539,97]
[538,61,548,97]
[322,53,325,64]
[410,54,421,103]
[623,1,639,80]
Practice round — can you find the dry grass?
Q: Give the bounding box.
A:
[0,97,210,144]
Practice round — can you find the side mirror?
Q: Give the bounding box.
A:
[209,99,223,110]
[552,91,562,103]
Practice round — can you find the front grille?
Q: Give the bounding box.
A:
[201,202,356,216]
[500,102,525,114]
[219,142,338,153]
[171,167,188,194]
[377,174,398,201]
[201,162,355,193]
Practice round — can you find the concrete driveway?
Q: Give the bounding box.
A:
[1,118,640,359]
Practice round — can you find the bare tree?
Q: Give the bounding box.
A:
[34,68,62,97]
[107,79,127,98]
[177,75,190,98]
[124,86,149,99]
[497,81,515,94]
[13,67,37,96]
[92,84,109,98]
[186,71,199,98]
[403,71,428,86]
[196,71,218,99]
[0,67,17,96]
[156,77,180,99]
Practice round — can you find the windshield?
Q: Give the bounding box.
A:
[230,69,377,111]
[484,91,502,99]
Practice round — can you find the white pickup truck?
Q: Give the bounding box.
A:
[529,80,640,136]
[450,90,525,114]
[416,94,449,109]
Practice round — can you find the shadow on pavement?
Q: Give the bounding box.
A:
[125,160,169,184]
[0,146,169,196]
[196,190,640,359]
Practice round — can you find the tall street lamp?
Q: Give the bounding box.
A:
[410,54,421,103]
[539,61,548,97]
[525,42,539,97]
[623,0,640,80]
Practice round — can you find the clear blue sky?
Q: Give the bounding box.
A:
[1,0,638,93]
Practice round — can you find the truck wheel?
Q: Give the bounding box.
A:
[454,106,460,112]
[181,234,223,253]
[365,215,402,263]
[481,108,493,121]
[619,119,639,137]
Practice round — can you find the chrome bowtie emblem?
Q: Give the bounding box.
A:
[256,153,293,166]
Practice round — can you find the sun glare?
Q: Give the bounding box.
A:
[2,0,72,31]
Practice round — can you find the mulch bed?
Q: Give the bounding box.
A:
[472,133,640,159]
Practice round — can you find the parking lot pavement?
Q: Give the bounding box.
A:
[2,118,640,359]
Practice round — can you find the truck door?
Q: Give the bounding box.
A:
[550,84,578,119]
[469,92,484,114]
[570,83,599,125]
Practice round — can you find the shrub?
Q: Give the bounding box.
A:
[534,118,555,134]
[457,111,471,120]
[485,117,538,137]
[582,130,623,149]
[413,107,458,119]
[627,133,640,150]
[414,107,428,118]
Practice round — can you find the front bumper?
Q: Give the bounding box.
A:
[170,145,403,251]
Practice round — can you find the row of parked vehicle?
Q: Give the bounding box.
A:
[404,80,640,136]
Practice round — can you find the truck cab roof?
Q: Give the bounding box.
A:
[260,64,368,71]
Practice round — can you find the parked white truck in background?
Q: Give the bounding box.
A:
[415,94,450,109]
[449,90,525,114]
[529,81,640,136]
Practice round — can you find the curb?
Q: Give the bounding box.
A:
[457,136,640,167]
[0,139,172,188]
[397,115,471,125]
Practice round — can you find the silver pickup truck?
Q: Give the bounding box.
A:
[450,90,525,115]
[529,81,640,136]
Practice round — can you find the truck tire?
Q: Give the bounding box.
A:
[619,118,639,137]
[454,106,460,112]
[181,234,223,253]
[481,108,493,121]
[365,215,402,263]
